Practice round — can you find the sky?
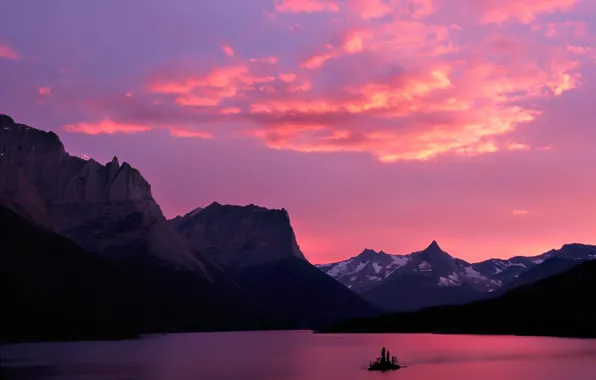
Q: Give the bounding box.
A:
[2,0,596,264]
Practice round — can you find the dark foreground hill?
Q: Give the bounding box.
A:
[321,259,596,338]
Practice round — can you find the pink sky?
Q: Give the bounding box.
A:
[2,0,596,263]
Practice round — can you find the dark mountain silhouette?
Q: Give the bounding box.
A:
[1,113,376,337]
[170,202,377,327]
[0,205,137,341]
[321,259,596,338]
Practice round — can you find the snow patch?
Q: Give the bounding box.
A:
[372,262,383,274]
[327,259,353,277]
[418,261,432,272]
[464,266,488,280]
[532,259,544,264]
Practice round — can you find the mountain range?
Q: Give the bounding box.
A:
[321,258,596,338]
[2,112,595,341]
[0,114,374,340]
[317,241,596,311]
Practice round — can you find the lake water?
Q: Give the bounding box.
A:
[2,331,596,380]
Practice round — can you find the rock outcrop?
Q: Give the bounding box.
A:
[0,114,212,276]
[170,202,307,268]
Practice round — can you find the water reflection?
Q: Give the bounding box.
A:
[2,332,596,380]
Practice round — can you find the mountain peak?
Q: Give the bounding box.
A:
[426,240,441,250]
[358,248,380,260]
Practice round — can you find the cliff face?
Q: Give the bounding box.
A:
[170,202,307,268]
[0,114,211,276]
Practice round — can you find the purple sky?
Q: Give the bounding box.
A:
[2,0,596,263]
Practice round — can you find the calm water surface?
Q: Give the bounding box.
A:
[2,332,596,380]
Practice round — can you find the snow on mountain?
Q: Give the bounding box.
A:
[316,249,410,291]
[317,241,596,296]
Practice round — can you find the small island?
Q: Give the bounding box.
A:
[368,347,401,372]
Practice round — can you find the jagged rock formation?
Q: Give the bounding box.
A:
[0,114,212,275]
[170,202,377,327]
[170,202,306,268]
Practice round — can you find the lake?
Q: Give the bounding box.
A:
[2,332,596,379]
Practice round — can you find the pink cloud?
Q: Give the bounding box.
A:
[169,128,214,139]
[221,45,235,57]
[38,87,51,96]
[64,120,151,135]
[0,44,19,60]
[300,52,337,68]
[63,0,593,163]
[350,0,392,20]
[250,56,279,64]
[275,0,340,13]
[476,0,580,24]
[278,73,297,82]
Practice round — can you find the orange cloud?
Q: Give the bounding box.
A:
[64,120,151,135]
[508,143,531,151]
[275,0,340,13]
[221,45,235,57]
[343,31,365,53]
[0,44,19,60]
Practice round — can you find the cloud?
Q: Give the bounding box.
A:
[512,210,532,216]
[250,56,279,64]
[221,45,235,57]
[275,0,340,13]
[169,128,214,139]
[278,73,297,82]
[64,120,151,135]
[0,44,19,60]
[38,87,51,96]
[350,0,392,20]
[56,0,593,162]
[474,0,580,24]
[508,143,531,151]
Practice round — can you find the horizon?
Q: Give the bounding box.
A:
[2,0,596,264]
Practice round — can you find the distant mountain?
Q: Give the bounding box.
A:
[170,202,377,328]
[317,241,596,311]
[357,241,494,311]
[321,259,596,339]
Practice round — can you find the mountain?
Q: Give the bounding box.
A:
[316,249,410,292]
[0,205,137,341]
[0,114,282,335]
[170,202,377,328]
[170,202,306,268]
[0,114,217,276]
[357,241,493,311]
[321,259,596,339]
[317,241,596,312]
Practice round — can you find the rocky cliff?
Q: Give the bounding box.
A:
[170,202,307,268]
[0,114,212,276]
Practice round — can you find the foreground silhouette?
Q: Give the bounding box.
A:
[368,347,401,372]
